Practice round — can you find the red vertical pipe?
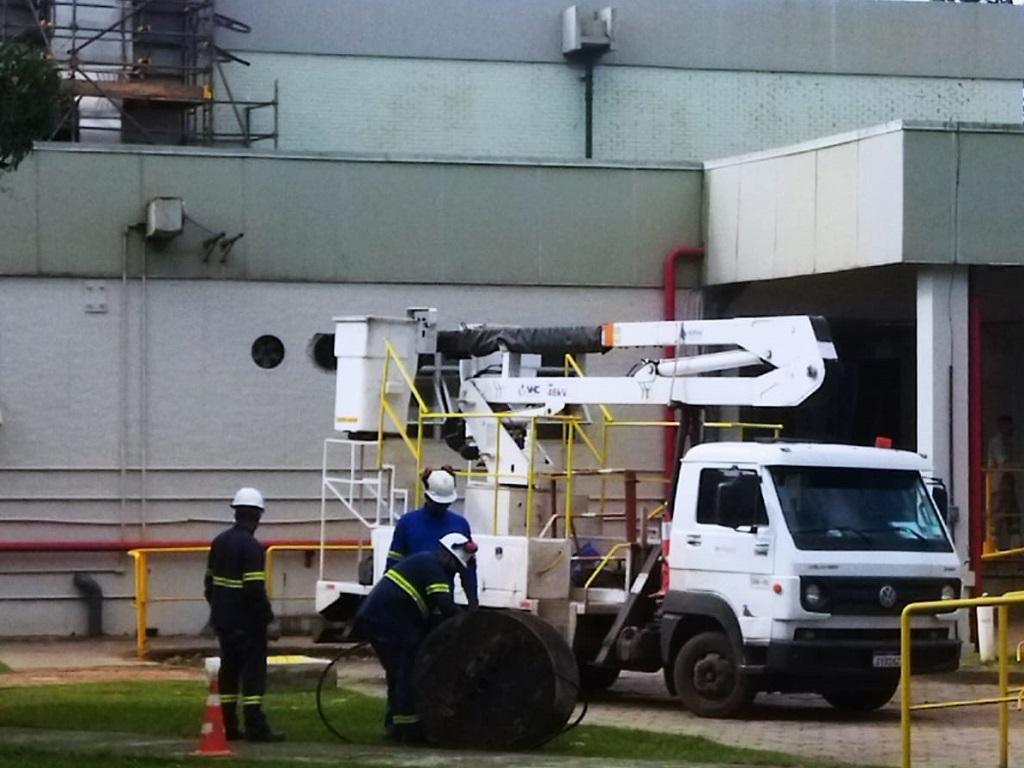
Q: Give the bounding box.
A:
[968,286,984,594]
[662,246,705,513]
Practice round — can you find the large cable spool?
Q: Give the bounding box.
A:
[412,610,580,750]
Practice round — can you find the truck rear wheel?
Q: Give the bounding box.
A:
[673,631,754,718]
[821,677,899,713]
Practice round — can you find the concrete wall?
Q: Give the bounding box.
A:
[3,145,701,287]
[217,55,1018,162]
[209,0,1024,161]
[904,126,1024,266]
[216,0,1024,79]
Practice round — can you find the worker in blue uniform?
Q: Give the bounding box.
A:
[353,532,478,743]
[204,487,285,743]
[386,466,479,608]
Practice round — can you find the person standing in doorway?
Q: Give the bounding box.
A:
[988,415,1021,550]
[204,487,285,742]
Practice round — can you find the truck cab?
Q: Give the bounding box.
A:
[660,441,961,716]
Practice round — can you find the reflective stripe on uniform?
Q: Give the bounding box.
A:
[242,571,265,582]
[387,550,403,561]
[384,570,428,617]
[392,714,420,724]
[212,576,243,589]
[220,693,239,704]
[242,695,263,705]
[424,582,449,595]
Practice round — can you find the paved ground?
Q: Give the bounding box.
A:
[1,637,1023,768]
[0,727,732,768]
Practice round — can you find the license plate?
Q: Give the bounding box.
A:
[872,653,901,669]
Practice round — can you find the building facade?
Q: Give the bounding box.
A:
[2,0,1024,636]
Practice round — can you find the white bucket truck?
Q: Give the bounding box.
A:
[315,312,961,717]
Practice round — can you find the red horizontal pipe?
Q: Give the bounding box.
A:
[0,538,363,553]
[663,245,705,512]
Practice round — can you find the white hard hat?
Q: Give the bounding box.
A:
[439,532,477,568]
[231,487,265,511]
[423,469,458,504]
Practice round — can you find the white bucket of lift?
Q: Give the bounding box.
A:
[333,316,418,435]
[977,600,996,663]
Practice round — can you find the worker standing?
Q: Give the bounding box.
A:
[203,487,285,743]
[386,467,479,608]
[353,533,478,743]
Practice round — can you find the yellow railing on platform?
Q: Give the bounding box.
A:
[901,591,1024,768]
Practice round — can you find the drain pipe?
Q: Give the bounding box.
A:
[662,246,705,506]
[72,573,104,636]
[583,59,595,159]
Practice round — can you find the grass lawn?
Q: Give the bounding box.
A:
[0,661,10,674]
[0,679,853,767]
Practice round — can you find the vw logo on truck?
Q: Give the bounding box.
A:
[879,585,898,609]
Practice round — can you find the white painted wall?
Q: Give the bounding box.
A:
[705,127,906,285]
[0,277,697,635]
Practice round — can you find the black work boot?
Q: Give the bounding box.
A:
[244,706,285,743]
[221,702,243,741]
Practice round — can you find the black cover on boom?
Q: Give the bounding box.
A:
[437,326,605,359]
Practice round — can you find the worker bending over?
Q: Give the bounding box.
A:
[387,467,478,608]
[354,532,478,743]
[204,487,285,743]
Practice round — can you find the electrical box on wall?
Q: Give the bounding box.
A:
[146,197,184,240]
[562,5,615,57]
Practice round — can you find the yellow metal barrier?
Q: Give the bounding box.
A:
[901,592,1024,768]
[128,546,208,659]
[703,420,783,439]
[981,466,1024,559]
[129,544,361,659]
[264,544,361,597]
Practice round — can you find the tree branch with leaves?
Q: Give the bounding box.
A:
[0,41,62,173]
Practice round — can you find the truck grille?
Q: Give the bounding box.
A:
[799,577,960,615]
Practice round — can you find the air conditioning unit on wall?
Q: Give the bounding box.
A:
[146,197,184,240]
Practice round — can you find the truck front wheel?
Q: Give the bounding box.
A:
[673,631,754,718]
[820,677,899,713]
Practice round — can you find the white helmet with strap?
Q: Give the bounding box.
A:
[439,532,477,568]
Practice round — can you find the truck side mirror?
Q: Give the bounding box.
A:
[931,484,950,525]
[716,472,762,530]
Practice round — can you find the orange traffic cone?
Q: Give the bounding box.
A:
[193,676,233,756]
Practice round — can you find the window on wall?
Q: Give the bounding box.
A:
[311,333,337,372]
[251,335,285,369]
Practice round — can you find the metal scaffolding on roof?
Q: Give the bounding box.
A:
[0,0,277,147]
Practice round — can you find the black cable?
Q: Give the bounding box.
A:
[315,637,591,751]
[526,669,589,749]
[315,642,371,743]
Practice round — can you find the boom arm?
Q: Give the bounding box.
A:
[463,316,836,412]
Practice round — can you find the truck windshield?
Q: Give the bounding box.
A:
[769,467,952,552]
